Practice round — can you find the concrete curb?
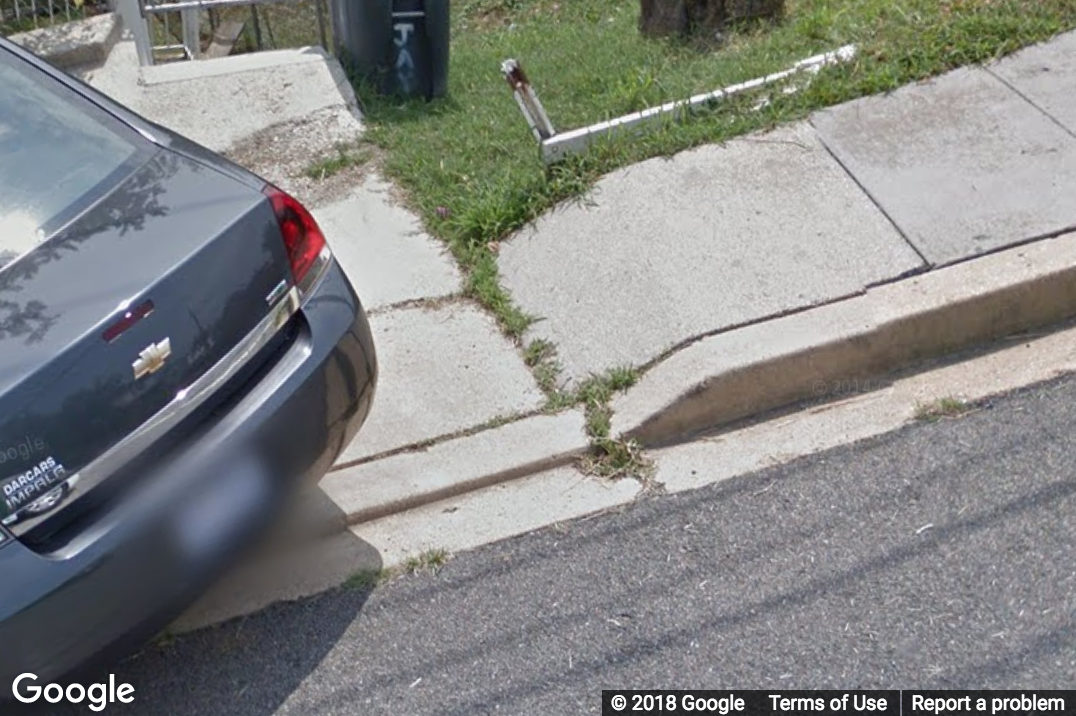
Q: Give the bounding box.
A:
[8,13,120,70]
[319,409,590,526]
[612,231,1076,446]
[140,46,331,85]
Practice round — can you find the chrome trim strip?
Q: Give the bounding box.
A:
[5,286,301,536]
[297,244,333,297]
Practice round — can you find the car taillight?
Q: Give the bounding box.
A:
[263,185,327,286]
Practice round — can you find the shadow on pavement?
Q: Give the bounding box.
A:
[10,488,381,716]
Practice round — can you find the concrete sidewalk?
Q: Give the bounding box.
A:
[499,32,1076,385]
[66,27,1076,628]
[81,28,1076,516]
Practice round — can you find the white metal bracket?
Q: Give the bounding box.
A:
[503,45,858,164]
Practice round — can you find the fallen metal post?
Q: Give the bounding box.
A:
[501,59,556,143]
[504,45,857,164]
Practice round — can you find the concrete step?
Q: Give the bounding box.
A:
[7,12,121,71]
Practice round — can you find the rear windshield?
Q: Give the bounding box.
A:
[0,48,141,268]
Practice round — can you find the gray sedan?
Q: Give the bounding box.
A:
[0,36,378,686]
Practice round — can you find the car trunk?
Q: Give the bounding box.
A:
[0,149,296,551]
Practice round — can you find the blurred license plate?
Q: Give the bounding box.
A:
[174,456,268,558]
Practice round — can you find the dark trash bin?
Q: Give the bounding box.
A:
[332,0,449,100]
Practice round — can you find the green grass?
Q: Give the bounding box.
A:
[914,395,972,422]
[402,548,450,573]
[342,567,394,591]
[303,143,371,180]
[343,549,450,592]
[248,0,1075,415]
[1,0,105,36]
[568,365,653,482]
[581,435,654,481]
[524,335,639,411]
[352,0,1076,339]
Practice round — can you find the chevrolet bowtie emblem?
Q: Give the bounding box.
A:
[133,338,172,380]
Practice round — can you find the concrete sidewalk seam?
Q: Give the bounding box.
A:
[985,66,1076,143]
[364,293,468,318]
[329,402,571,472]
[628,288,870,378]
[322,410,591,526]
[808,118,931,268]
[138,47,329,86]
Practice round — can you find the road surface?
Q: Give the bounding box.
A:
[23,375,1076,715]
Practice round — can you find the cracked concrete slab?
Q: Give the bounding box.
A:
[175,301,1076,633]
[336,302,545,464]
[813,67,1076,266]
[991,30,1076,137]
[498,121,921,383]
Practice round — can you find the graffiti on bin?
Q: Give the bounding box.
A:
[393,20,417,95]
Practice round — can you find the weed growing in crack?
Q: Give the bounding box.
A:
[523,338,555,367]
[343,548,450,592]
[402,548,450,574]
[475,412,526,431]
[343,568,394,591]
[577,366,639,412]
[581,435,655,482]
[303,143,371,180]
[525,338,568,403]
[914,396,973,423]
[524,338,597,411]
[570,366,654,482]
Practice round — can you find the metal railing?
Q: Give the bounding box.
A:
[1,0,109,35]
[117,0,326,66]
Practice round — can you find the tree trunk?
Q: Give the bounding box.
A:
[639,0,784,40]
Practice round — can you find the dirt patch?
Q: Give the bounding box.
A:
[223,106,377,208]
[462,7,512,31]
[457,0,565,32]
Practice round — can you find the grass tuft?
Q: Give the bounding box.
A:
[571,365,652,481]
[581,436,655,481]
[577,366,640,415]
[402,548,451,574]
[914,396,972,422]
[343,567,393,591]
[342,548,450,591]
[303,143,371,180]
[153,628,178,649]
[523,338,556,367]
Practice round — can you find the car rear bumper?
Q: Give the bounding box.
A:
[0,258,376,687]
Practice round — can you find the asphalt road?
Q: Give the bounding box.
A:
[23,375,1076,715]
